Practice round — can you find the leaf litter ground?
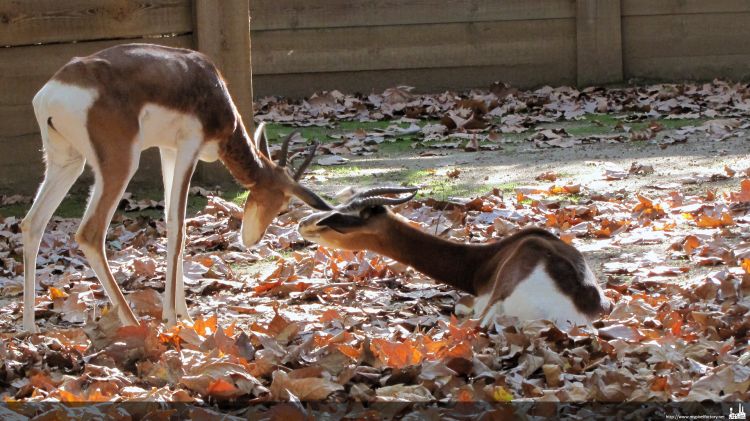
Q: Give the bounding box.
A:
[0,81,749,419]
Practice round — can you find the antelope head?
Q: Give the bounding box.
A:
[241,123,331,246]
[298,186,418,250]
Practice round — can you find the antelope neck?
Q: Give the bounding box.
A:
[218,123,275,188]
[369,214,499,295]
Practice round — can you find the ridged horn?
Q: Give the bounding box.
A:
[278,130,299,167]
[352,186,420,199]
[338,190,418,212]
[293,143,318,181]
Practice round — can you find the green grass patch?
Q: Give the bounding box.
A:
[265,120,412,144]
[0,185,248,219]
[378,138,418,155]
[538,114,709,139]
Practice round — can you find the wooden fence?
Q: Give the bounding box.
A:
[0,0,252,194]
[250,0,750,97]
[2,0,750,194]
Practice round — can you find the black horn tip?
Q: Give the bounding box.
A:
[339,188,418,211]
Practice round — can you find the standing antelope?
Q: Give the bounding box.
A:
[22,43,331,331]
[298,188,611,328]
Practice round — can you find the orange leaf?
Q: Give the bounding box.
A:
[447,315,479,342]
[548,185,565,195]
[86,387,111,402]
[320,309,342,324]
[193,314,218,336]
[58,389,84,403]
[207,378,239,397]
[29,373,56,391]
[421,336,449,357]
[670,318,683,337]
[651,376,668,392]
[742,259,750,274]
[313,333,332,348]
[457,387,475,402]
[48,287,68,300]
[696,212,733,228]
[223,321,237,337]
[159,325,183,348]
[336,344,362,361]
[683,235,700,255]
[445,340,473,360]
[730,179,750,202]
[370,338,423,369]
[560,232,576,244]
[559,232,574,245]
[253,280,283,294]
[563,184,581,194]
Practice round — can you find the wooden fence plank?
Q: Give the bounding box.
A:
[0,35,193,137]
[250,0,575,30]
[254,62,577,98]
[252,19,576,75]
[0,134,164,195]
[195,0,253,129]
[625,54,750,82]
[0,0,193,47]
[622,0,750,16]
[576,0,622,86]
[623,13,750,59]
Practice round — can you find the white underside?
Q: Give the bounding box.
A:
[470,265,591,329]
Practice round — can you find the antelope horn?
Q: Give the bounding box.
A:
[293,143,318,181]
[279,130,299,167]
[353,186,420,199]
[254,122,271,158]
[339,190,418,211]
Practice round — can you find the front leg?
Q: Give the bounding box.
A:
[163,142,199,326]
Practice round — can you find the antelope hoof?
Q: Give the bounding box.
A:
[118,307,140,327]
[162,310,193,327]
[21,321,39,334]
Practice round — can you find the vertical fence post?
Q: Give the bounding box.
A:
[576,0,623,86]
[194,0,253,128]
[193,0,254,185]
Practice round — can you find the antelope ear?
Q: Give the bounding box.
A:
[316,213,363,233]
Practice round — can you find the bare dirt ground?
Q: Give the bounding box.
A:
[301,123,750,281]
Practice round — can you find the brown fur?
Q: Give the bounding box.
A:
[301,207,609,319]
[52,43,270,186]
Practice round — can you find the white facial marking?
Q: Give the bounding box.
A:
[241,203,264,247]
[502,264,590,328]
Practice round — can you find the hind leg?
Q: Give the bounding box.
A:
[160,147,192,324]
[21,148,85,332]
[76,141,140,326]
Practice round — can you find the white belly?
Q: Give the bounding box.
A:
[476,265,591,329]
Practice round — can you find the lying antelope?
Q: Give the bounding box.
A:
[22,43,331,331]
[298,187,611,328]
